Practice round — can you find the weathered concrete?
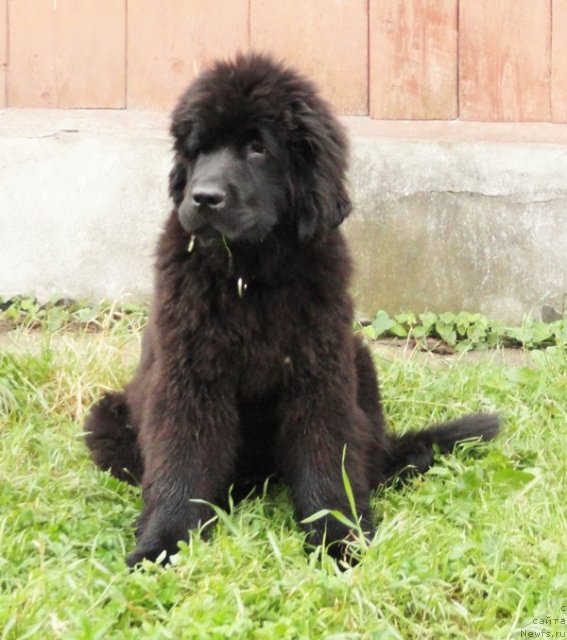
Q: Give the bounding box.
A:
[0,110,171,302]
[347,137,567,320]
[1,109,566,322]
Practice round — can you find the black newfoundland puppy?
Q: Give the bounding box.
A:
[85,53,499,566]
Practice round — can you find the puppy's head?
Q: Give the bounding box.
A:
[170,122,289,245]
[169,53,351,246]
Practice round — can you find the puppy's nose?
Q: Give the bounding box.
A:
[191,186,226,210]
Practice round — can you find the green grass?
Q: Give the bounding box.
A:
[0,325,566,639]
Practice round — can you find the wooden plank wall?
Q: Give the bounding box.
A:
[251,0,368,115]
[369,0,458,120]
[8,0,126,108]
[552,0,567,123]
[127,0,248,110]
[2,0,567,122]
[459,0,552,122]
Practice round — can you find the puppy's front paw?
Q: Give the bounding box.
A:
[303,514,375,567]
[126,506,189,567]
[126,539,177,567]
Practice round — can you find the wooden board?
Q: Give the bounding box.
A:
[552,0,567,123]
[369,0,458,120]
[459,0,551,121]
[251,0,368,115]
[127,0,248,111]
[8,0,126,108]
[0,0,6,107]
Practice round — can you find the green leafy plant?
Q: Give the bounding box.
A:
[356,309,566,352]
[3,297,566,353]
[0,296,148,333]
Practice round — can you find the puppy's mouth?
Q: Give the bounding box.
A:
[187,225,233,248]
[178,207,271,246]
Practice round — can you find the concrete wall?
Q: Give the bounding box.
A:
[347,126,567,320]
[1,110,566,322]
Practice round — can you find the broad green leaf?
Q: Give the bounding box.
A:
[372,310,394,337]
[394,312,416,325]
[390,321,408,337]
[435,321,457,345]
[419,311,438,330]
[531,323,553,344]
[361,324,377,340]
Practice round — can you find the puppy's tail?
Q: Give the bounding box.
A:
[384,413,500,482]
[84,391,144,485]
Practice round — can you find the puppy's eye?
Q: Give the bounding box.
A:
[247,141,266,158]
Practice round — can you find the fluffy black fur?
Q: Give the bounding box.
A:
[84,53,499,566]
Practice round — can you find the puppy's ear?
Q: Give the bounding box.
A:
[168,159,187,206]
[289,98,351,242]
[297,182,351,243]
[328,183,352,229]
